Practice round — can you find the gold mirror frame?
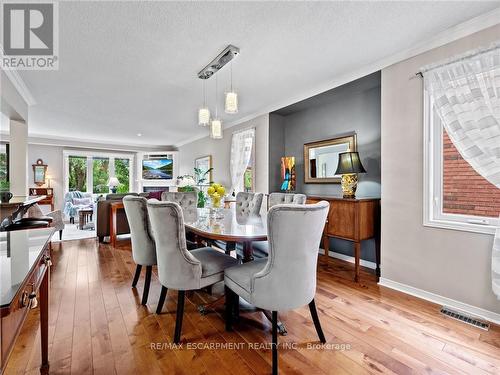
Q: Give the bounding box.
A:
[33,159,48,186]
[303,134,357,184]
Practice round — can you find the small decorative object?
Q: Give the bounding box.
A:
[335,151,366,198]
[108,177,120,194]
[177,175,197,192]
[197,191,206,208]
[32,159,47,186]
[207,183,225,209]
[0,181,12,203]
[280,156,296,191]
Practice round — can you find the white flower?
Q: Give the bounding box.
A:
[178,176,196,187]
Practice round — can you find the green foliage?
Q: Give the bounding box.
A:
[0,180,10,191]
[115,158,130,193]
[197,190,206,208]
[68,156,87,191]
[0,152,7,184]
[194,167,213,185]
[244,167,253,192]
[92,158,109,194]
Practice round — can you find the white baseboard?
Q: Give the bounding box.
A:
[379,278,500,326]
[319,248,376,270]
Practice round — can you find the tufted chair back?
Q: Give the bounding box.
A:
[147,201,203,290]
[123,196,157,266]
[251,201,329,311]
[161,192,198,214]
[236,192,263,216]
[268,193,306,209]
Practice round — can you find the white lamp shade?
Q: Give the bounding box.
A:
[198,107,210,126]
[210,119,223,139]
[225,91,238,113]
[108,177,120,187]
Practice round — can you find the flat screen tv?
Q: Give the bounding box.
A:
[142,158,173,180]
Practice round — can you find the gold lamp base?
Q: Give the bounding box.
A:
[341,173,358,198]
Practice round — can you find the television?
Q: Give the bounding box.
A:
[142,158,173,180]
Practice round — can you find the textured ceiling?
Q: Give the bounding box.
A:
[20,1,500,147]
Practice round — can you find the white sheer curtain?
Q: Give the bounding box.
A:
[423,45,500,187]
[229,128,255,194]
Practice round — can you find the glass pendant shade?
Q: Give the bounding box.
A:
[210,119,223,139]
[225,91,238,113]
[198,107,210,126]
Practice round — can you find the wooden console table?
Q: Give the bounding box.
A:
[109,201,124,247]
[307,195,380,282]
[1,228,53,374]
[28,188,54,211]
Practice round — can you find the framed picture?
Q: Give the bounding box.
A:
[304,134,356,184]
[194,155,212,185]
[33,159,48,186]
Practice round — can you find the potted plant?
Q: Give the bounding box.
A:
[0,181,13,203]
[194,167,213,208]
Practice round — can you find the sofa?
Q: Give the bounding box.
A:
[96,193,148,242]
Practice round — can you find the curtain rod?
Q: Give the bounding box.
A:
[415,41,500,77]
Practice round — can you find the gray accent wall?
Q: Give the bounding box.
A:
[269,73,381,262]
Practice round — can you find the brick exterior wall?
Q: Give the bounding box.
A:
[443,132,500,218]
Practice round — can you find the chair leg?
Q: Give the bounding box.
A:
[174,291,185,344]
[131,265,142,288]
[141,266,152,305]
[272,311,278,375]
[156,286,168,314]
[308,299,326,343]
[59,230,63,240]
[225,286,233,331]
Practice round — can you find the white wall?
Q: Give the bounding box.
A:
[381,24,500,316]
[9,120,28,197]
[178,114,269,196]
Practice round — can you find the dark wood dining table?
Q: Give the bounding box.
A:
[183,207,288,335]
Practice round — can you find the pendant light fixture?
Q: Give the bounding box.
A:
[210,74,223,139]
[198,79,210,126]
[225,61,238,114]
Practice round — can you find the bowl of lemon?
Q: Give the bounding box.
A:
[207,183,226,209]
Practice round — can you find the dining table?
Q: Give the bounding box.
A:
[183,207,288,335]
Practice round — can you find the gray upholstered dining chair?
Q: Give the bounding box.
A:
[251,192,307,258]
[161,191,198,249]
[123,195,157,306]
[147,200,239,344]
[236,192,264,215]
[224,201,329,375]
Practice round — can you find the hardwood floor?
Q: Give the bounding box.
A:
[6,238,500,375]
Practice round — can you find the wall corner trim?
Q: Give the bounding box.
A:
[379,277,500,325]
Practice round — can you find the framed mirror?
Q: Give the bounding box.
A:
[304,134,356,184]
[33,158,47,186]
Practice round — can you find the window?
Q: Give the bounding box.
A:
[0,144,8,184]
[68,156,87,192]
[92,157,109,194]
[115,158,130,193]
[424,92,500,234]
[64,151,133,195]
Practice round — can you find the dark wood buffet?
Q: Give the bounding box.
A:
[0,228,53,374]
[306,195,380,282]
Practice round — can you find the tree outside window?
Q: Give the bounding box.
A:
[93,157,109,194]
[115,158,130,193]
[68,156,87,191]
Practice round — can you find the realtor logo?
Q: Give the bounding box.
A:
[1,1,58,70]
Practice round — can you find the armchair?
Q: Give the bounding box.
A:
[63,191,94,224]
[26,204,65,240]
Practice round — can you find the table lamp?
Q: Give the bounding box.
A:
[108,177,120,194]
[335,151,366,198]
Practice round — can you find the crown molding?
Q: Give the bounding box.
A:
[0,45,37,106]
[175,6,500,148]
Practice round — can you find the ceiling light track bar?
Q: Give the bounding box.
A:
[198,45,240,80]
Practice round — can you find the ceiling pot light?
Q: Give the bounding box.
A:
[210,119,223,139]
[225,61,238,113]
[198,80,210,126]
